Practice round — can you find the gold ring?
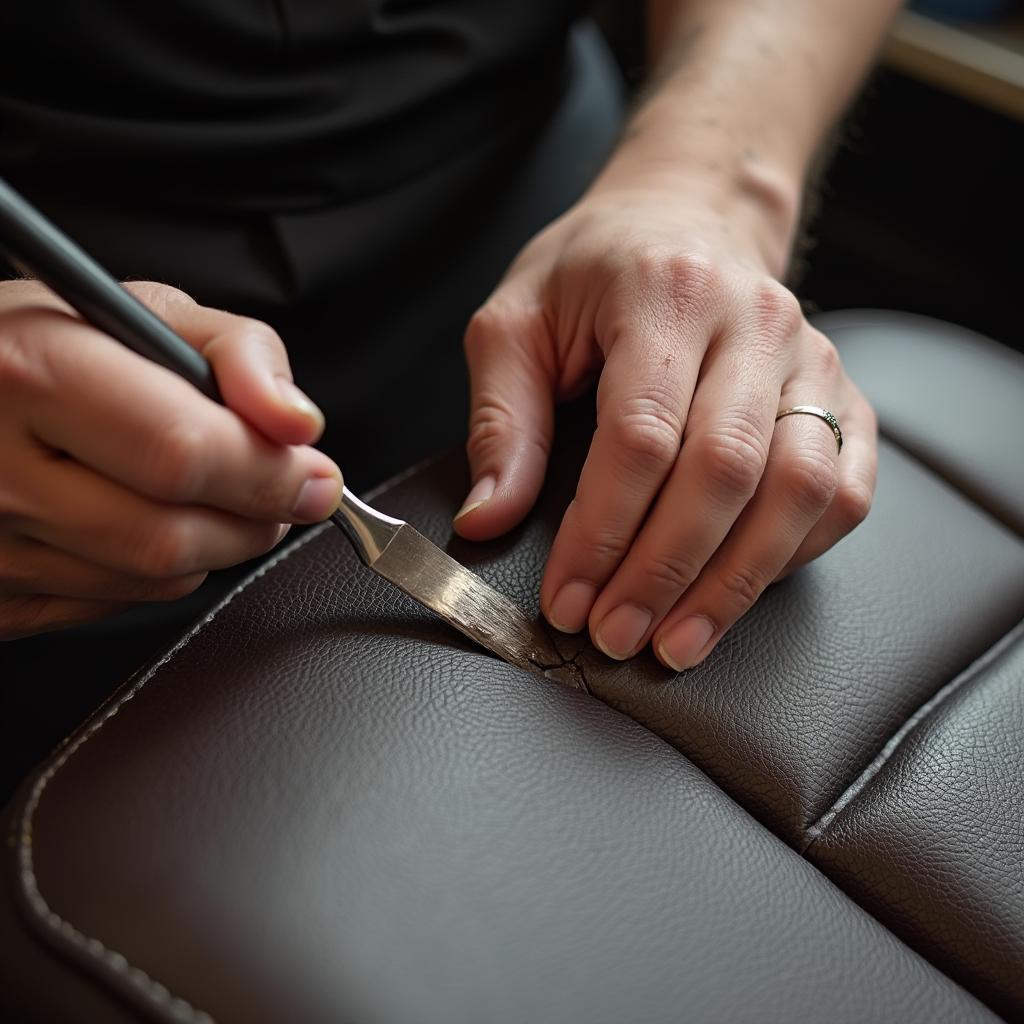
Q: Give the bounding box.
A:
[775,405,843,454]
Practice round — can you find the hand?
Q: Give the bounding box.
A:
[454,188,877,670]
[0,280,343,639]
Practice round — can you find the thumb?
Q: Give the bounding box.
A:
[124,282,325,447]
[455,298,555,541]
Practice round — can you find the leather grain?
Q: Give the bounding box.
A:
[2,523,994,1023]
[807,626,1024,1020]
[2,310,1021,1023]
[815,309,1024,535]
[365,407,1024,848]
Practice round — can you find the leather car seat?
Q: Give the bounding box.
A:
[2,310,1022,1023]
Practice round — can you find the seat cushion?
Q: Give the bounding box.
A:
[814,309,1024,535]
[1,526,991,1023]
[807,624,1024,1021]
[1,309,1020,1022]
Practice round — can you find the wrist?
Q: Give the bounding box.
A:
[587,146,801,279]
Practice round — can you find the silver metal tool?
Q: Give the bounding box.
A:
[331,491,569,675]
[0,175,574,681]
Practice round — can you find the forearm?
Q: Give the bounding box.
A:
[589,0,902,275]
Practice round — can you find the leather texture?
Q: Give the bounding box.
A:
[814,309,1024,535]
[409,422,1024,848]
[2,534,992,1023]
[2,310,1022,1022]
[807,625,1024,1021]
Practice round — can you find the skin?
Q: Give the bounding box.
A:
[0,281,343,639]
[2,0,897,653]
[453,0,900,671]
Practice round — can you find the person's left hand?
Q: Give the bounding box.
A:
[453,186,877,671]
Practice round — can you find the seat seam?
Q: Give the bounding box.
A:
[875,426,1022,539]
[10,457,445,1024]
[820,315,1023,538]
[800,619,1024,854]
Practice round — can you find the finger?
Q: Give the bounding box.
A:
[0,595,132,641]
[582,332,786,660]
[15,451,288,578]
[539,307,707,635]
[455,294,557,540]
[652,405,843,672]
[18,310,342,524]
[123,283,325,446]
[776,395,877,577]
[0,534,208,602]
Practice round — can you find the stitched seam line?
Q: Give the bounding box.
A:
[11,459,443,1024]
[801,619,1024,853]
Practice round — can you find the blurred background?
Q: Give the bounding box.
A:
[598,0,1024,353]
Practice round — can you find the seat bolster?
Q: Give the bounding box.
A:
[816,309,1024,535]
[0,523,999,1024]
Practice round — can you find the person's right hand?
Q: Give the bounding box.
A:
[0,279,343,640]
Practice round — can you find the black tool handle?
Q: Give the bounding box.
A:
[0,177,220,401]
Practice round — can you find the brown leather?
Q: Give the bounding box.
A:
[2,310,1021,1022]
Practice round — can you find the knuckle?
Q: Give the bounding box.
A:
[239,317,284,352]
[805,327,842,376]
[655,250,719,298]
[717,562,766,609]
[205,317,286,368]
[149,420,209,502]
[694,425,768,498]
[579,532,631,566]
[0,324,40,392]
[465,304,503,347]
[751,280,803,340]
[781,452,839,513]
[565,509,634,568]
[467,398,549,464]
[131,520,198,579]
[607,405,682,477]
[834,481,873,531]
[630,249,720,321]
[464,299,538,358]
[122,281,194,314]
[638,549,702,594]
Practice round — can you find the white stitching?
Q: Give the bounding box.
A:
[13,460,441,1023]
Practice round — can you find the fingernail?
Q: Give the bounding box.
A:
[547,580,597,633]
[292,475,342,522]
[658,616,716,672]
[276,377,325,429]
[274,523,292,545]
[594,603,653,660]
[454,475,496,521]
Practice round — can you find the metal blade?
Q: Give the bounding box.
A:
[369,524,573,680]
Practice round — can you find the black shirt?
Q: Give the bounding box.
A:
[1,0,585,214]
